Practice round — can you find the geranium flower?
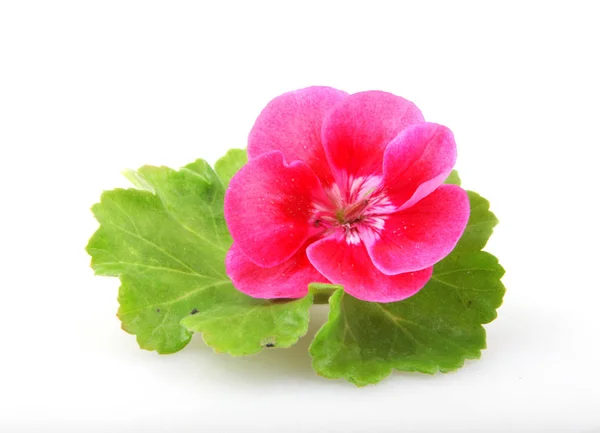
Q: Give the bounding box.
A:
[224,87,470,302]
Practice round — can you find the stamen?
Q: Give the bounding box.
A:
[311,175,394,244]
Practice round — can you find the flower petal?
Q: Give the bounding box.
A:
[366,185,470,275]
[306,235,432,302]
[322,91,424,180]
[383,122,457,209]
[225,151,324,268]
[248,86,348,185]
[226,243,327,299]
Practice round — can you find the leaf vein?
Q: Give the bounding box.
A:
[96,261,214,279]
[431,276,499,292]
[120,280,230,315]
[105,221,198,274]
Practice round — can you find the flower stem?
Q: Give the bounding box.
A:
[309,283,343,304]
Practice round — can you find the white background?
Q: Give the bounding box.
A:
[1,1,599,432]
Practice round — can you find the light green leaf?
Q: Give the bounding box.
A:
[444,169,461,186]
[214,148,247,187]
[86,155,311,354]
[181,295,313,355]
[309,188,505,386]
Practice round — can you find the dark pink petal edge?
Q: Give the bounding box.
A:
[306,234,433,303]
[383,122,457,210]
[226,242,328,299]
[366,185,470,275]
[224,151,325,268]
[248,86,348,186]
[322,90,424,182]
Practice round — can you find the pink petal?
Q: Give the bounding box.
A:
[306,235,432,302]
[322,91,424,180]
[248,86,348,185]
[225,151,324,268]
[383,122,457,209]
[226,243,327,299]
[366,185,470,275]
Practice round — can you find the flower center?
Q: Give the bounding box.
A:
[311,175,395,245]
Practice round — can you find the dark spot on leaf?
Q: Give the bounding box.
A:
[265,343,275,348]
[156,308,160,313]
[466,300,472,307]
[190,308,199,315]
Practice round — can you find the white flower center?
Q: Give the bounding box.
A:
[311,175,395,245]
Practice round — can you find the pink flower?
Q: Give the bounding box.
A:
[224,87,470,303]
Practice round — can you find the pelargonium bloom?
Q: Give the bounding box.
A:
[224,87,470,303]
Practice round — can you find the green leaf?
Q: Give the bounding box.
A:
[86,155,311,355]
[444,169,461,186]
[181,295,313,355]
[309,189,505,386]
[455,191,499,253]
[214,148,247,187]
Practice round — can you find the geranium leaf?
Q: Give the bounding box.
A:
[86,154,311,355]
[214,148,248,187]
[181,295,313,355]
[309,187,505,386]
[444,169,461,186]
[455,191,499,253]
